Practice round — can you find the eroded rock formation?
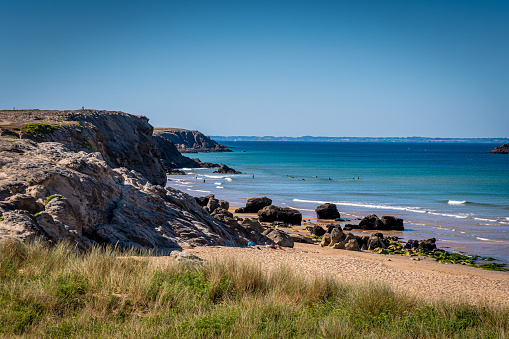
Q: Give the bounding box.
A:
[153,128,232,153]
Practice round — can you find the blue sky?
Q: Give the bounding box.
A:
[1,0,508,137]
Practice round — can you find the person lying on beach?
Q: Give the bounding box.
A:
[265,242,281,249]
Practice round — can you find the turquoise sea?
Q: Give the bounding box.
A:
[166,142,509,264]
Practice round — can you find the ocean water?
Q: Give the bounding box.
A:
[166,142,509,263]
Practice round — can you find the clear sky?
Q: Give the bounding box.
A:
[1,0,508,138]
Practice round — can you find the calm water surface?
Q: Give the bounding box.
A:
[166,142,509,263]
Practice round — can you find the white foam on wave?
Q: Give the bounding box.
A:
[448,200,467,205]
[225,178,233,182]
[204,174,232,179]
[216,186,224,189]
[214,182,222,185]
[293,198,427,214]
[187,189,212,193]
[476,237,490,241]
[474,217,498,222]
[293,198,489,222]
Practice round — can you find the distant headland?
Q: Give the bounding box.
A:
[212,136,509,143]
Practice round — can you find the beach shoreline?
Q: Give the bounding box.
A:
[173,203,509,306]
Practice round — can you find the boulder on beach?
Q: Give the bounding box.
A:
[258,205,302,225]
[235,196,272,213]
[290,234,314,244]
[262,229,294,248]
[350,214,404,231]
[306,225,326,237]
[315,203,340,220]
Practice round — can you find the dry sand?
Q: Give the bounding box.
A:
[186,243,509,307]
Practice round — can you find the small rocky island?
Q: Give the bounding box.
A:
[488,143,509,154]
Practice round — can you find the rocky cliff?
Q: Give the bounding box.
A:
[488,143,509,154]
[154,128,231,153]
[0,110,167,185]
[0,110,257,251]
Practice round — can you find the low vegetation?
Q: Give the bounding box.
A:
[20,124,59,138]
[0,240,508,338]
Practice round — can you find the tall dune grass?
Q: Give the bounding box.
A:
[0,239,507,338]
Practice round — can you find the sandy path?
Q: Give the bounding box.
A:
[184,243,509,307]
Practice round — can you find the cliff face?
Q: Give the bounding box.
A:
[0,110,255,251]
[154,128,231,153]
[488,143,509,154]
[0,110,166,186]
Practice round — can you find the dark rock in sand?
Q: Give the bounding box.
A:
[263,228,294,248]
[381,216,404,231]
[306,225,326,237]
[214,163,242,174]
[235,196,272,213]
[351,214,404,231]
[405,238,437,252]
[367,234,386,250]
[258,205,302,225]
[290,234,314,244]
[315,203,340,220]
[272,221,289,228]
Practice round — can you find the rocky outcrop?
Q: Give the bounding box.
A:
[235,197,272,213]
[0,139,256,251]
[152,135,215,170]
[262,229,294,248]
[315,203,340,220]
[193,194,229,214]
[319,225,359,251]
[290,234,314,244]
[0,110,167,186]
[349,214,404,231]
[213,163,242,174]
[258,205,302,225]
[488,143,509,154]
[153,128,232,153]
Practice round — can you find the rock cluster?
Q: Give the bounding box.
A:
[320,225,359,250]
[194,194,229,214]
[235,197,272,213]
[347,214,404,231]
[315,203,340,220]
[258,205,302,225]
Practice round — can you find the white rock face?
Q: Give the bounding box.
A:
[0,140,246,251]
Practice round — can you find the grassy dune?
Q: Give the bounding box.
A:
[0,240,508,338]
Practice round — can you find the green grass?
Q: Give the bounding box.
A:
[20,124,59,138]
[44,194,63,206]
[0,239,507,338]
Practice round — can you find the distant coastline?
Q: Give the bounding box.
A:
[211,136,509,143]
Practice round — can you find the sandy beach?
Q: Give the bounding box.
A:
[178,205,509,307]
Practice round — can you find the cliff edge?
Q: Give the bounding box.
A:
[154,128,231,153]
[0,110,259,252]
